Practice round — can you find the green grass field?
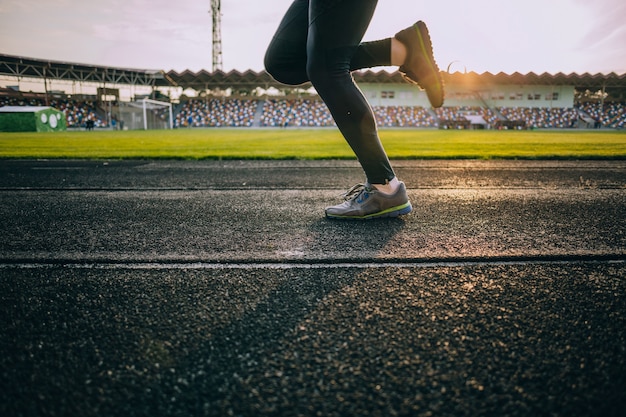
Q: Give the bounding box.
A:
[0,129,625,160]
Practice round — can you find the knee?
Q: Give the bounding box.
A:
[306,58,333,92]
[305,61,321,86]
[264,50,307,86]
[263,52,284,81]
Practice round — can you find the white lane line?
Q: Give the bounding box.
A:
[0,259,623,270]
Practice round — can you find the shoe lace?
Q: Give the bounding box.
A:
[342,183,373,201]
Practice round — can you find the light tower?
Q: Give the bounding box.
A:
[209,0,223,72]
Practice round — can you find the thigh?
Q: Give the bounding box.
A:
[307,0,378,69]
[264,0,309,84]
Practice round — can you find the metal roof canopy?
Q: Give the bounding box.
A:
[0,54,169,87]
[1,53,626,94]
[164,69,626,92]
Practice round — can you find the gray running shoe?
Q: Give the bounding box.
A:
[325,182,412,220]
[395,20,444,108]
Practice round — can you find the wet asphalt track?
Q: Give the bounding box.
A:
[1,159,625,417]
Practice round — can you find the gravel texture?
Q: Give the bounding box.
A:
[1,264,625,417]
[1,160,625,416]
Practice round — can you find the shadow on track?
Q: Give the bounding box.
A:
[181,217,410,414]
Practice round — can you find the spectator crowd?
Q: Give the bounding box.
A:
[2,95,625,130]
[261,99,334,127]
[576,102,626,129]
[498,107,580,129]
[175,99,626,129]
[175,99,258,128]
[0,96,105,128]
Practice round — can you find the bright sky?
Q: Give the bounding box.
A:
[0,0,625,75]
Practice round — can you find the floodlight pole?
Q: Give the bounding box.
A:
[209,0,223,72]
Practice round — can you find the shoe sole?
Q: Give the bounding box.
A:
[401,21,444,108]
[325,202,413,220]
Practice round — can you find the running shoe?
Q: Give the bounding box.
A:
[325,182,412,220]
[395,20,444,108]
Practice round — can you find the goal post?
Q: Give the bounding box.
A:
[141,98,173,130]
[117,98,173,130]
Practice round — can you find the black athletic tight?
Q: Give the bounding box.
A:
[264,0,395,184]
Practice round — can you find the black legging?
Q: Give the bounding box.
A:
[264,0,395,184]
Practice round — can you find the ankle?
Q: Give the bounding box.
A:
[371,177,400,194]
[390,38,407,66]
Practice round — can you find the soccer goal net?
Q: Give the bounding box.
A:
[117,98,173,130]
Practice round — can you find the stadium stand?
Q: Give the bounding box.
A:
[261,99,335,127]
[5,95,626,130]
[373,106,436,128]
[0,95,106,128]
[431,106,496,129]
[175,99,258,127]
[577,102,626,129]
[498,107,580,129]
[2,90,626,131]
[261,100,441,128]
[2,53,625,130]
[0,96,44,108]
[50,99,106,128]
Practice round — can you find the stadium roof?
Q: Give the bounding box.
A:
[0,54,171,87]
[2,53,626,95]
[163,68,626,93]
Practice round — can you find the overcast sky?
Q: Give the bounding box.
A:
[1,0,625,75]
